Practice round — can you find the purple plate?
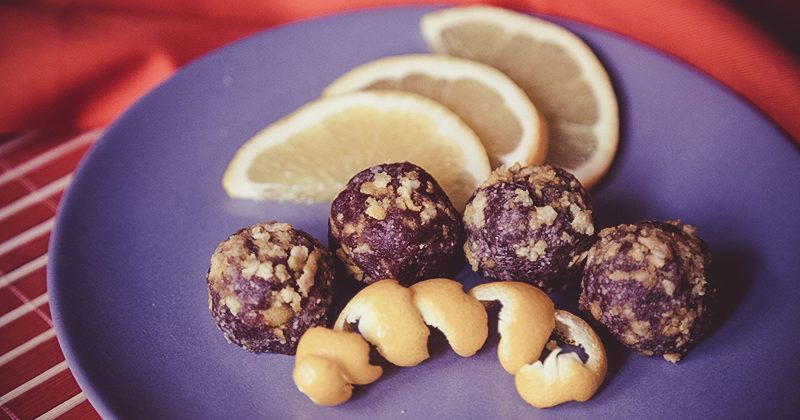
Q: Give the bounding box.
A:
[49,6,800,418]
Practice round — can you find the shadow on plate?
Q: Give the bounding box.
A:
[592,188,650,230]
[706,247,756,338]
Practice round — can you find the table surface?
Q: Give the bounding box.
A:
[0,128,101,419]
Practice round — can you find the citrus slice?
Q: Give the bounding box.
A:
[421,6,619,188]
[222,91,491,210]
[323,54,547,169]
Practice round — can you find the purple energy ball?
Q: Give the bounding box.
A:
[462,164,595,292]
[579,221,714,363]
[328,162,463,285]
[207,221,334,354]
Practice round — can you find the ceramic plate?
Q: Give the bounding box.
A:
[49,6,800,418]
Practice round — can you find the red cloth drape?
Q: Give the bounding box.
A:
[1,0,798,142]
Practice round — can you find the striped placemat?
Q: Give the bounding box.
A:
[0,130,102,419]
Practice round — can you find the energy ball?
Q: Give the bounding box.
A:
[579,221,714,363]
[329,162,463,285]
[207,222,335,354]
[463,164,595,292]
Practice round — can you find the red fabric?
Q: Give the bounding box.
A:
[1,0,798,142]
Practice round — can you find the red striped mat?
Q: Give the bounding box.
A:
[0,130,101,419]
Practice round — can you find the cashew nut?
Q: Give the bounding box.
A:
[469,281,555,374]
[298,280,606,409]
[410,278,488,357]
[515,310,608,408]
[334,279,431,366]
[293,327,382,406]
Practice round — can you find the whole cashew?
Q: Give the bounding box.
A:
[515,310,608,408]
[334,279,431,367]
[469,281,555,374]
[410,278,488,357]
[293,327,382,406]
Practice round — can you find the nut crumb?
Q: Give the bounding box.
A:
[529,205,557,230]
[569,204,594,235]
[223,295,243,315]
[274,264,290,282]
[420,206,437,224]
[464,192,487,228]
[288,246,309,272]
[365,197,387,220]
[516,240,548,262]
[513,188,533,206]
